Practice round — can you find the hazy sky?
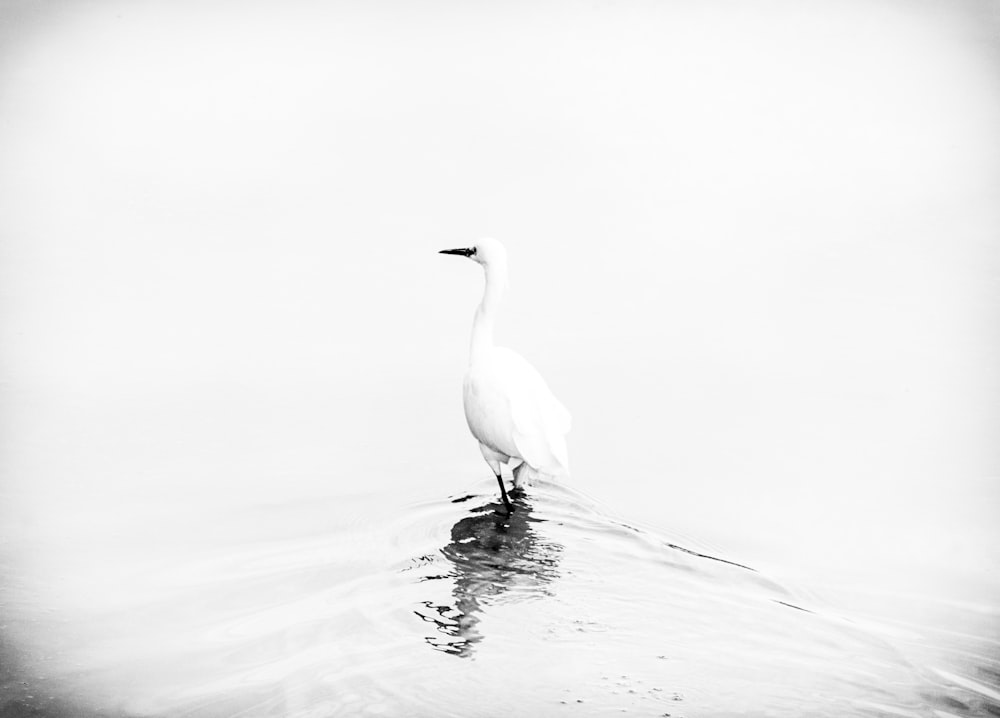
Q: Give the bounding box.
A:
[1,0,998,579]
[1,1,997,384]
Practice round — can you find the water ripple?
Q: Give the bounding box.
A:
[2,480,996,717]
[398,479,999,718]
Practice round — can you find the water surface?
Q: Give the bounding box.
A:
[1,414,997,717]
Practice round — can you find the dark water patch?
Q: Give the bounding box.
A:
[413,490,562,657]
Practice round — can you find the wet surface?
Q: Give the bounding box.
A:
[1,471,997,717]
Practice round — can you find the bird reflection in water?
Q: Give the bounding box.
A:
[414,488,563,658]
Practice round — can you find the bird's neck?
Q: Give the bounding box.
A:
[470,262,506,364]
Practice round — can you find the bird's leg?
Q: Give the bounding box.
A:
[495,472,514,514]
[510,462,526,497]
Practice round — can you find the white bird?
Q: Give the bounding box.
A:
[439,238,571,514]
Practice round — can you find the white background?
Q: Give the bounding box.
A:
[1,0,997,621]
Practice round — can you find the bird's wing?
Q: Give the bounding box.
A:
[493,347,571,473]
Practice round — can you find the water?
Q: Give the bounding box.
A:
[0,385,997,716]
[2,488,996,717]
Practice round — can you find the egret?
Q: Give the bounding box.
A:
[439,238,571,515]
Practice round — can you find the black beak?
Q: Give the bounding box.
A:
[439,247,476,257]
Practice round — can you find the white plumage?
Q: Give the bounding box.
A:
[440,238,571,513]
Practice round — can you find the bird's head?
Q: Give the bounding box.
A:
[439,238,507,270]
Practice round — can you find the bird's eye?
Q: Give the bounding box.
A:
[470,247,477,255]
